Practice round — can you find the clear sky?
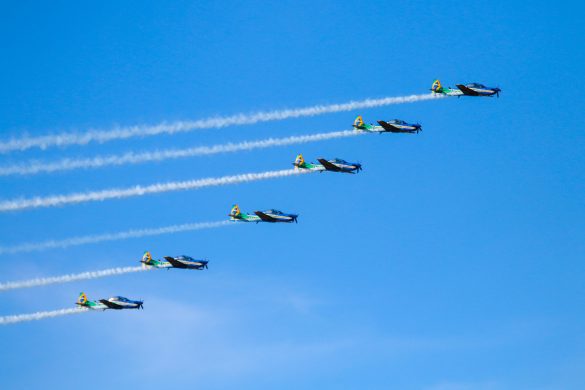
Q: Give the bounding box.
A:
[1,1,584,389]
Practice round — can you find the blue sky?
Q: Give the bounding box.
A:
[1,1,584,389]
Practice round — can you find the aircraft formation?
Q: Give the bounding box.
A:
[71,80,501,313]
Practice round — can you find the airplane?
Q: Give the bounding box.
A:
[293,154,362,174]
[141,251,208,270]
[229,204,299,223]
[76,292,144,310]
[431,79,501,97]
[353,116,422,134]
[163,255,208,270]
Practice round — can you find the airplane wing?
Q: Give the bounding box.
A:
[455,84,480,96]
[98,299,124,309]
[254,211,279,222]
[317,159,342,172]
[164,257,188,269]
[376,121,401,132]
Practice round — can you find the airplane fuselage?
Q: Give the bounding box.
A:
[436,84,500,97]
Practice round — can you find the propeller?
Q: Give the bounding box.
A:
[139,302,144,310]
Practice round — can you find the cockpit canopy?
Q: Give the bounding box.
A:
[389,119,407,125]
[332,158,349,164]
[265,209,284,215]
[177,255,194,261]
[467,83,486,89]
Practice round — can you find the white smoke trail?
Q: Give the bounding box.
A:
[0,94,443,153]
[0,130,360,176]
[0,266,150,292]
[0,168,310,212]
[0,308,88,325]
[0,220,232,255]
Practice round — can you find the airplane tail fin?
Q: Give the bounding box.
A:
[142,251,152,264]
[353,115,364,129]
[77,292,88,305]
[230,204,241,219]
[431,79,443,93]
[141,251,153,268]
[294,154,305,168]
